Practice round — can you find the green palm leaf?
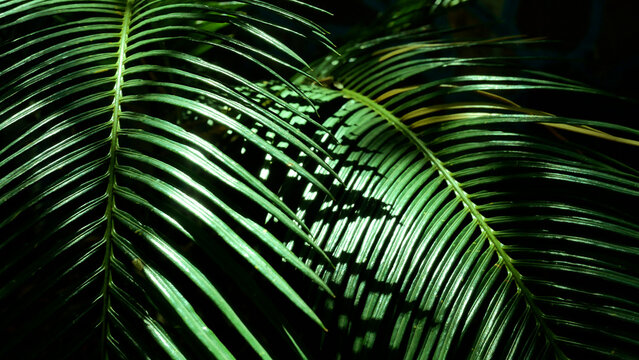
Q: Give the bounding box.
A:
[0,1,335,358]
[269,30,639,359]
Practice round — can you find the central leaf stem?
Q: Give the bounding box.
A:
[100,0,133,357]
[342,88,566,359]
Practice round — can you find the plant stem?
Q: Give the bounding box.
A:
[342,87,567,359]
[100,1,133,358]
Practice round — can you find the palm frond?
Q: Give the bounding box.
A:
[271,30,639,359]
[0,1,335,358]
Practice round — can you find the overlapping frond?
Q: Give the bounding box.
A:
[269,31,639,359]
[0,1,334,358]
[3,1,638,359]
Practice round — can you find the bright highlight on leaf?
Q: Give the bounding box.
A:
[277,17,639,359]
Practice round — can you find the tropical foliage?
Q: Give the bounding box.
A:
[1,0,638,359]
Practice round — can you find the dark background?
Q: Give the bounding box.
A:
[297,0,639,99]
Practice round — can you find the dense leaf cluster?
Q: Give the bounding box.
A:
[1,1,638,359]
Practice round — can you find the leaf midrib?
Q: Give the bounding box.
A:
[100,1,133,358]
[341,87,567,359]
